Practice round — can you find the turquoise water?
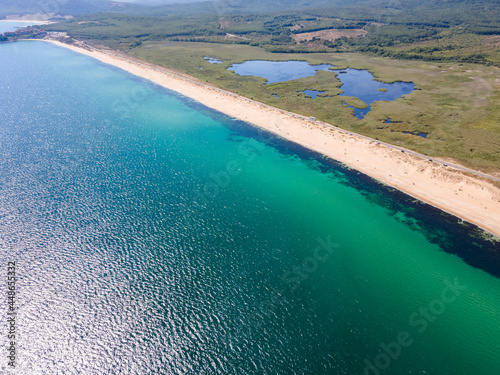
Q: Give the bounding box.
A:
[1,41,500,374]
[228,61,414,119]
[0,21,43,34]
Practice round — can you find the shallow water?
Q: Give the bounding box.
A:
[204,56,223,64]
[302,89,328,98]
[1,41,499,375]
[344,101,371,119]
[402,131,428,138]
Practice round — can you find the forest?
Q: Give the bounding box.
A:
[3,0,499,172]
[37,0,499,66]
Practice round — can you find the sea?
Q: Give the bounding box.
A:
[0,40,499,374]
[0,21,43,34]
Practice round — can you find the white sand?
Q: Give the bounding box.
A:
[42,39,500,237]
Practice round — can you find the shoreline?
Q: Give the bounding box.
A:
[0,19,53,24]
[39,39,500,237]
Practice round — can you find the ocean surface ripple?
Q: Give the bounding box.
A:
[0,41,499,375]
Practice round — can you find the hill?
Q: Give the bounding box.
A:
[0,0,131,19]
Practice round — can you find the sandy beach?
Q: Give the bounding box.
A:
[41,39,500,237]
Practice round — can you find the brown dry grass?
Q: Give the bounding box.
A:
[292,29,367,43]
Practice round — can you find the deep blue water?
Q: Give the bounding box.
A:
[1,41,499,375]
[334,68,414,119]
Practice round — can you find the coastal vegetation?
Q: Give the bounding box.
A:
[40,0,500,66]
[130,41,500,173]
[10,0,498,173]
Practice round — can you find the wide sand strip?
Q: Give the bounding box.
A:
[42,39,500,237]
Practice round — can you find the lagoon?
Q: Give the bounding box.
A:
[228,60,414,118]
[335,68,414,119]
[1,41,499,374]
[228,60,332,84]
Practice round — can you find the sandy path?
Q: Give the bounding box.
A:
[41,39,500,237]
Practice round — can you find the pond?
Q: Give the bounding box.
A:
[302,89,329,99]
[403,131,428,138]
[228,60,332,84]
[387,119,428,138]
[204,57,223,64]
[334,68,415,119]
[343,102,370,119]
[228,60,415,119]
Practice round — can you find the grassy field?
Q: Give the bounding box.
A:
[128,41,500,173]
[365,30,500,67]
[42,0,500,65]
